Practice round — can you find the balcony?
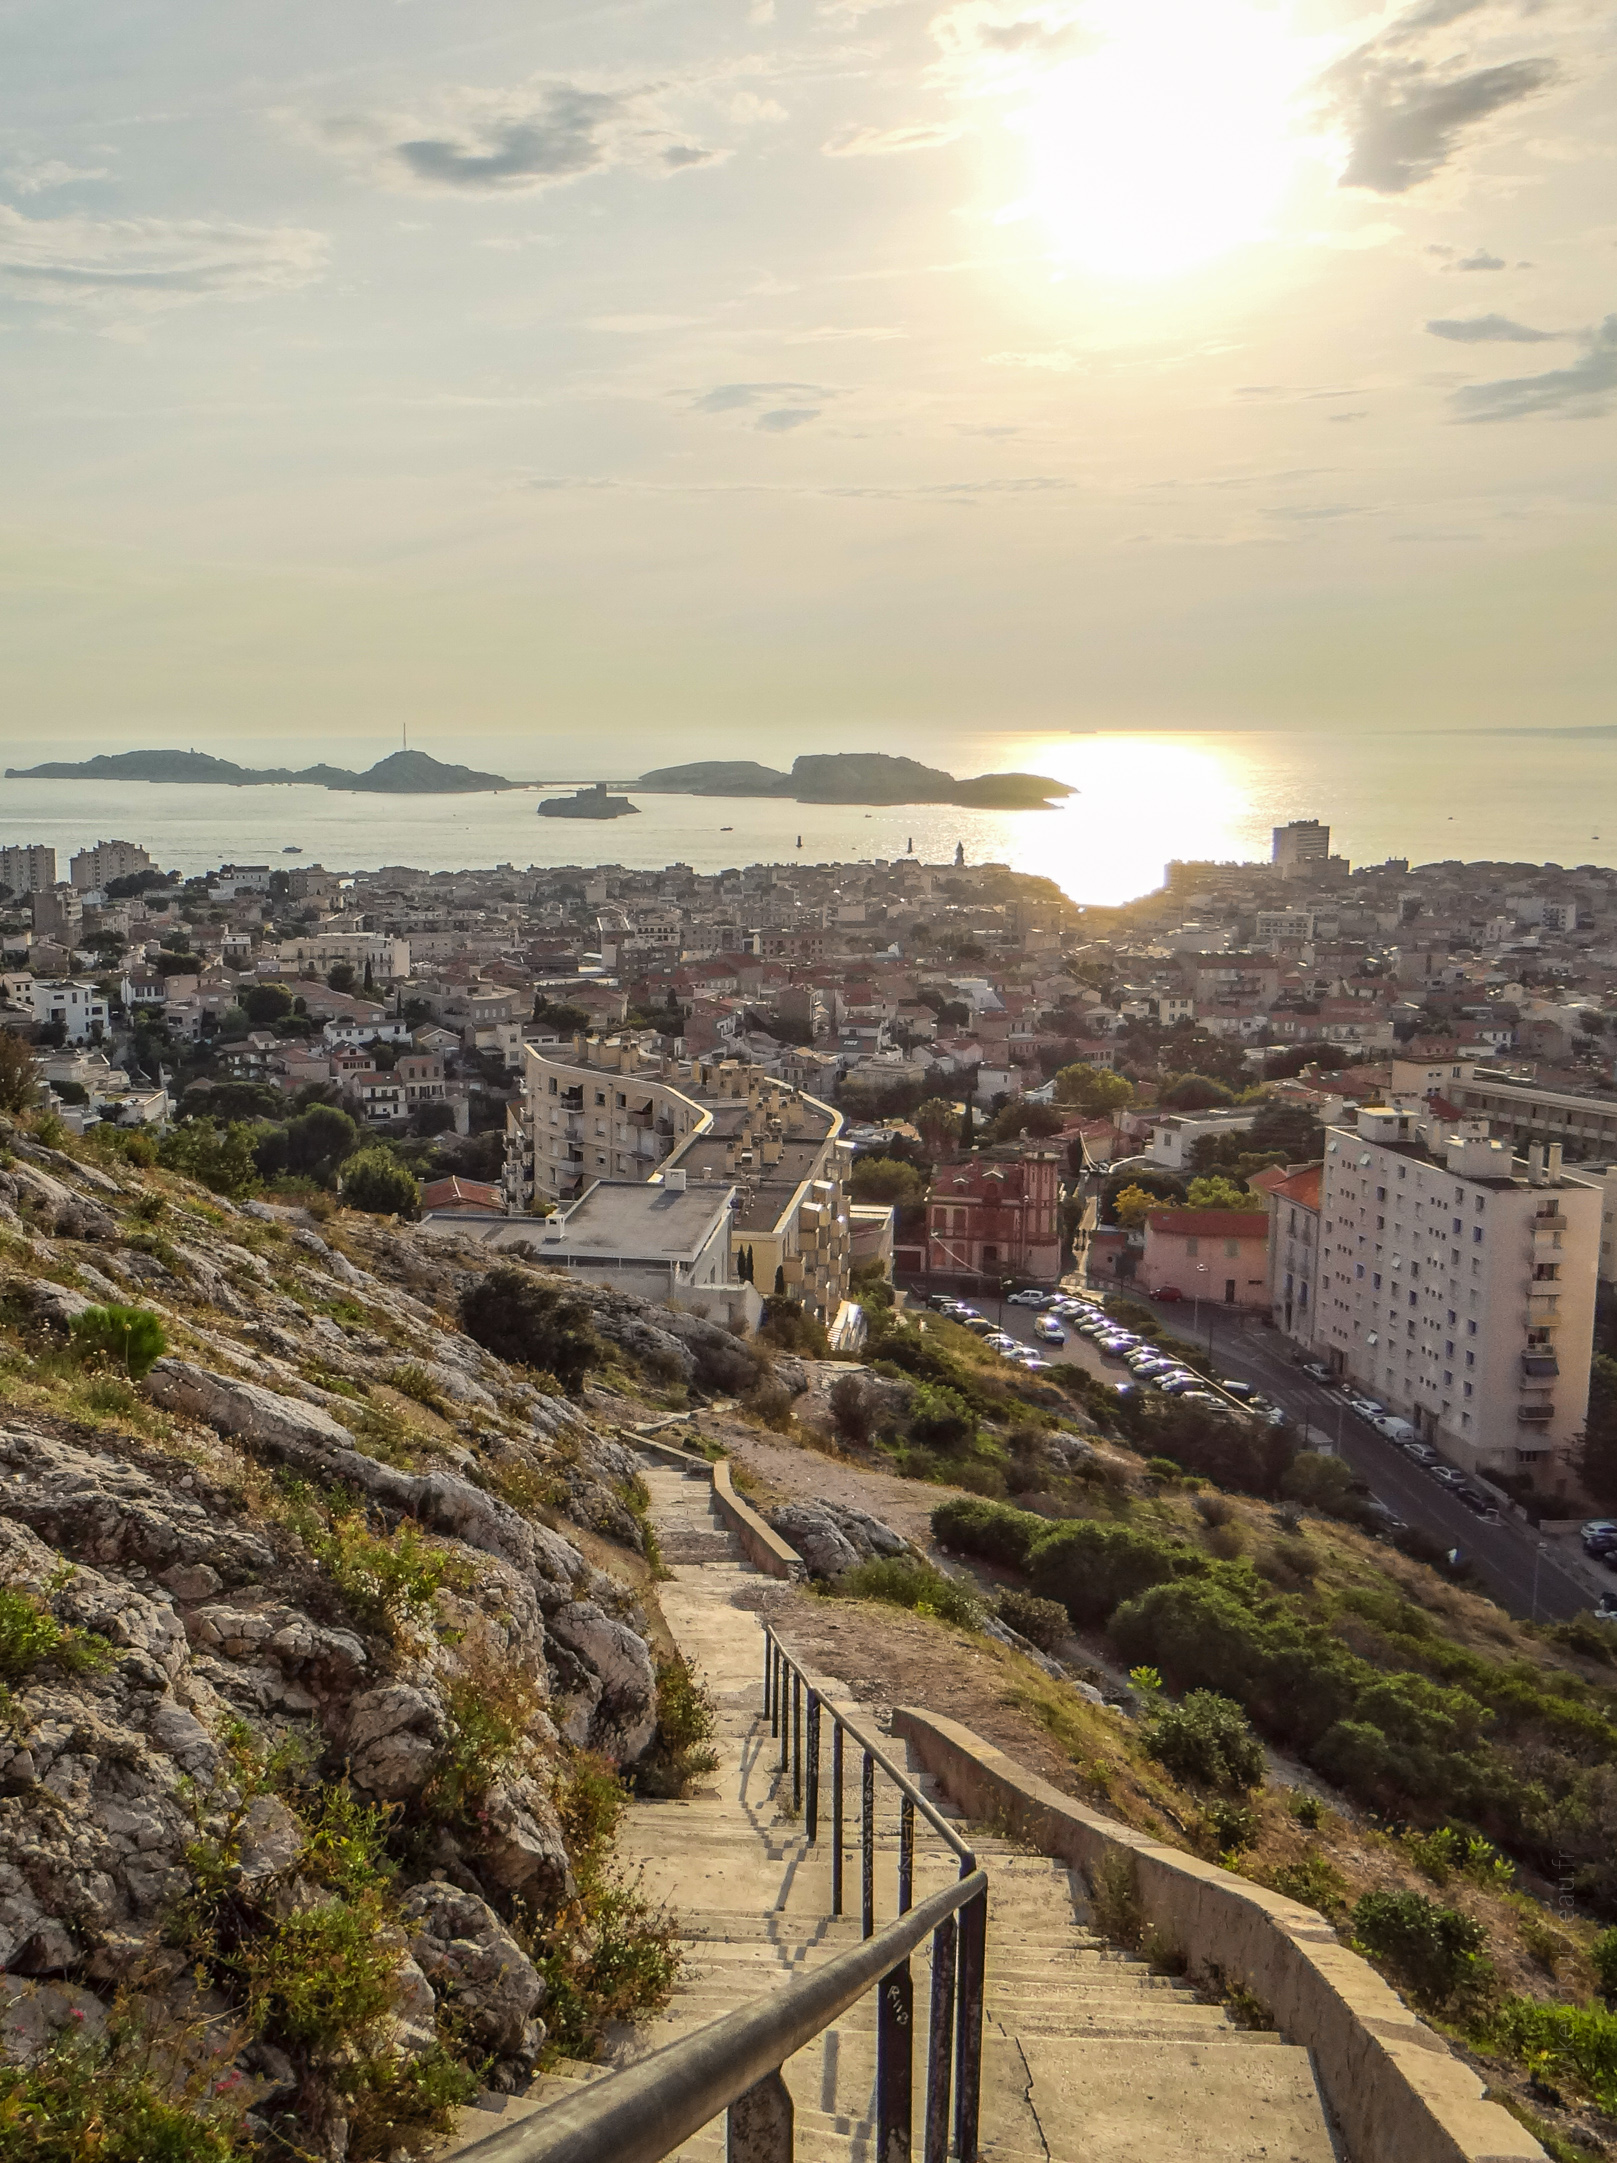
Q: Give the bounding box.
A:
[1522,1352,1559,1379]
[1517,1402,1555,1424]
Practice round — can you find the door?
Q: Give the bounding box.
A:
[1224,1279,1236,1302]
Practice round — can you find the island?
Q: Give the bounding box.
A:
[5,748,513,794]
[537,782,640,821]
[633,752,1074,809]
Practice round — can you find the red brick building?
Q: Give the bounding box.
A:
[924,1148,1062,1288]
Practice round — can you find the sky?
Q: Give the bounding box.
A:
[1,0,1613,775]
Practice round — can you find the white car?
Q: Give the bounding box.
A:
[1007,1289,1048,1307]
[1035,1317,1067,1344]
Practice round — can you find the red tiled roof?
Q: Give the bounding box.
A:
[419,1176,503,1211]
[1145,1210,1270,1236]
[1271,1164,1323,1209]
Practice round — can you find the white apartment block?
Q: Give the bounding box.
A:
[0,845,56,897]
[1272,820,1330,878]
[70,840,152,890]
[7,978,110,1044]
[276,933,410,981]
[1317,1106,1599,1487]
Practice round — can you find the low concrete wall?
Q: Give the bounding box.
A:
[892,1707,1544,2163]
[711,1460,804,1581]
[622,1430,806,1583]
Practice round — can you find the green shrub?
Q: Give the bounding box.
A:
[1405,1825,1514,1892]
[1592,1927,1617,2002]
[339,1147,420,1219]
[1490,1999,1617,2114]
[635,1658,721,1800]
[828,1371,878,1446]
[240,1892,399,2048]
[284,1490,473,1636]
[1202,1797,1258,1853]
[758,1296,830,1357]
[1088,1851,1142,1947]
[1029,1519,1207,1626]
[0,2020,252,2162]
[1145,1690,1266,1793]
[831,1556,983,1630]
[459,1267,600,1394]
[1287,1789,1324,1830]
[907,1383,977,1452]
[0,1582,110,1684]
[68,1303,167,1380]
[996,1588,1070,1653]
[1351,1890,1493,2011]
[932,1495,1043,1571]
[1267,1852,1348,1915]
[388,1362,447,1412]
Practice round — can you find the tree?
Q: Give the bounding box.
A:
[534,996,593,1033]
[459,1266,600,1393]
[1579,1354,1617,1512]
[363,957,374,992]
[1185,1175,1255,1212]
[340,1146,419,1217]
[1159,1074,1234,1112]
[255,1103,360,1185]
[1052,1063,1133,1116]
[0,1032,38,1116]
[850,1155,927,1208]
[156,1118,263,1200]
[242,982,295,1027]
[959,1097,976,1150]
[773,1264,787,1296]
[914,1097,958,1151]
[327,961,358,995]
[1112,1184,1162,1232]
[987,1100,1065,1145]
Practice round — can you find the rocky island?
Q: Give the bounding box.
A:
[633,751,1075,809]
[6,748,514,794]
[536,783,640,820]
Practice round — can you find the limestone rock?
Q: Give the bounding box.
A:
[768,1501,911,1579]
[546,1600,658,1762]
[400,1880,546,2063]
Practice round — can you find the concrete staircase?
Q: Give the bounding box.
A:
[445,1460,1342,2162]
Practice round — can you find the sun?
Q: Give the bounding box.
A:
[1011,0,1316,279]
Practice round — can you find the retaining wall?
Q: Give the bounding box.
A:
[892,1706,1544,2163]
[624,1429,805,1582]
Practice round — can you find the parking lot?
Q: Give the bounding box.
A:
[927,1285,1605,1623]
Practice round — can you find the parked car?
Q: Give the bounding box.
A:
[963,1316,996,1335]
[1301,1361,1333,1384]
[1019,1356,1055,1373]
[1035,1318,1067,1345]
[1007,1289,1049,1307]
[1151,1286,1184,1302]
[1364,1500,1409,1534]
[1374,1417,1417,1446]
[1220,1379,1256,1400]
[1430,1466,1467,1488]
[1582,1519,1617,1547]
[1158,1375,1203,1395]
[1582,1526,1617,1557]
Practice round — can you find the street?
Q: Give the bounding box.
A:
[981,1282,1597,1624]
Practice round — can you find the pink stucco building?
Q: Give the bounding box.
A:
[1142,1209,1271,1310]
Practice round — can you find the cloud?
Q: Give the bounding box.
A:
[756,407,821,430]
[0,205,327,313]
[1319,4,1557,196]
[1327,411,1369,422]
[323,81,718,195]
[822,122,965,156]
[690,381,830,413]
[6,157,110,195]
[1456,248,1506,269]
[1451,314,1617,421]
[1426,312,1561,342]
[390,87,622,189]
[930,4,1093,71]
[528,471,1075,502]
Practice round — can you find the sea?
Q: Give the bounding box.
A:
[1,729,1610,909]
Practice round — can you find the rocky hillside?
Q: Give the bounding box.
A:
[0,1114,754,2160]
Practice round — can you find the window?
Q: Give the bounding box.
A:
[1185,1236,1199,1256]
[1463,1382,1472,1398]
[1467,1319,1477,1335]
[1372,1272,1381,1289]
[1375,1186,1386,1201]
[1472,1226,1483,1244]
[1224,1238,1239,1258]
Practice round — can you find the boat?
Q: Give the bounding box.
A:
[720,825,732,831]
[282,845,302,854]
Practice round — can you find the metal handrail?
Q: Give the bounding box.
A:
[763,1626,986,2158]
[451,1869,989,2163]
[763,1625,977,1877]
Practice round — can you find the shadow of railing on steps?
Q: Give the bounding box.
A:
[451,1868,989,2163]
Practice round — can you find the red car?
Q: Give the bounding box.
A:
[1150,1286,1183,1302]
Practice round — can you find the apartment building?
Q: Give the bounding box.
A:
[0,845,56,897]
[70,840,151,890]
[1272,820,1330,878]
[1316,1106,1599,1486]
[7,978,110,1044]
[276,933,410,981]
[1265,1164,1322,1343]
[512,1036,854,1324]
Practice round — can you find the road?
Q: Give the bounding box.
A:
[975,1284,1597,1624]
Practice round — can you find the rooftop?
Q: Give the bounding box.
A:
[542,1178,734,1263]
